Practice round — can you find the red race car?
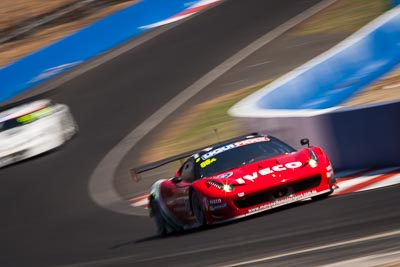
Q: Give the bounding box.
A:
[132,133,335,235]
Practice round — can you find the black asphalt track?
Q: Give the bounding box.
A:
[1,0,399,266]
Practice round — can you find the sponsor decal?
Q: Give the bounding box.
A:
[16,107,52,124]
[209,198,222,204]
[200,137,270,160]
[248,190,317,213]
[201,144,235,160]
[238,192,245,197]
[200,157,217,168]
[210,203,227,211]
[233,137,269,147]
[326,165,334,178]
[216,172,233,179]
[236,161,303,184]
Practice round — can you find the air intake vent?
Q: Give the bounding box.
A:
[234,176,321,209]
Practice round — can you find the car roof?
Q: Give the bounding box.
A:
[0,99,52,122]
[131,133,267,180]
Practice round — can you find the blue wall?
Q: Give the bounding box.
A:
[0,0,205,103]
[255,7,400,110]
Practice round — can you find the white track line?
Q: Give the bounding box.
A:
[333,166,400,195]
[361,173,400,191]
[321,250,400,267]
[220,229,400,267]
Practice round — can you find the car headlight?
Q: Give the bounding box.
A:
[308,149,318,168]
[308,158,318,168]
[222,184,234,192]
[207,180,235,192]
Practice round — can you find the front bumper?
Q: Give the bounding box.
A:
[205,173,332,224]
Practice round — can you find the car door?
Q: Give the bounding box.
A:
[163,158,196,225]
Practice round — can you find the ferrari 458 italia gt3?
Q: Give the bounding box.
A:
[132,133,335,235]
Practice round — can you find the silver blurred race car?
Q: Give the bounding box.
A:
[0,99,78,168]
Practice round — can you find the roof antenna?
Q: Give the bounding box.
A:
[214,128,220,143]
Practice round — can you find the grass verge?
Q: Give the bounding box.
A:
[293,0,391,35]
[138,81,270,164]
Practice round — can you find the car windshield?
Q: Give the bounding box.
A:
[195,137,295,178]
[0,118,25,132]
[0,106,53,132]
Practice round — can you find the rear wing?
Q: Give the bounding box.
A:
[130,132,261,182]
[130,148,199,182]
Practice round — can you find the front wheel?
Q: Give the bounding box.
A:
[312,186,333,201]
[191,191,206,227]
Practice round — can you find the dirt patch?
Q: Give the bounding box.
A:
[343,66,400,106]
[0,0,137,67]
[0,0,76,30]
[290,0,399,107]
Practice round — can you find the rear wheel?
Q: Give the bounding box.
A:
[191,191,206,227]
[150,200,170,236]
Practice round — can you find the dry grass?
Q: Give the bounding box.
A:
[343,67,400,106]
[138,81,270,164]
[293,0,391,35]
[0,0,76,30]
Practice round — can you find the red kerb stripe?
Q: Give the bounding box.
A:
[336,169,400,195]
[128,194,149,204]
[172,2,216,18]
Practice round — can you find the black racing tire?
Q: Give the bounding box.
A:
[191,190,206,227]
[150,200,169,237]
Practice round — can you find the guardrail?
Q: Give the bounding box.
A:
[229,7,400,170]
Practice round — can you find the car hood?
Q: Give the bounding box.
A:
[0,129,31,155]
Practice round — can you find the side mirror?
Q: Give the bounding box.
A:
[300,138,310,147]
[171,176,182,184]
